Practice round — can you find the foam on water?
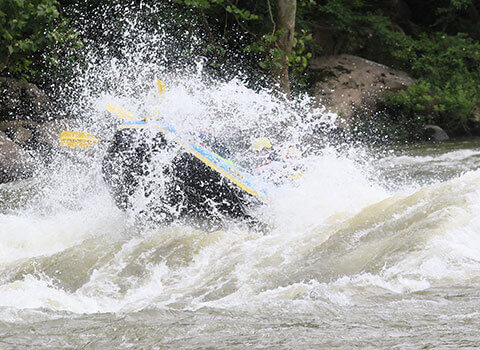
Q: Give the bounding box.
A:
[1,166,480,316]
[1,7,480,326]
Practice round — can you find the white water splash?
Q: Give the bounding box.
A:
[1,7,480,321]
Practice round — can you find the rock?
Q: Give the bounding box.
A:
[424,125,449,141]
[0,131,36,183]
[0,120,37,147]
[9,125,33,145]
[36,119,82,148]
[0,77,51,122]
[311,54,414,128]
[0,120,40,131]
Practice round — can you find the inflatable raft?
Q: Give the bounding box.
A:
[102,118,271,225]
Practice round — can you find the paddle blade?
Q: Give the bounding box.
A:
[156,79,166,96]
[59,131,101,148]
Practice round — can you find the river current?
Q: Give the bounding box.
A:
[5,2,480,346]
[1,124,480,348]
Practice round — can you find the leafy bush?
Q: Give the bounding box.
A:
[383,33,480,135]
[174,0,315,88]
[0,0,81,80]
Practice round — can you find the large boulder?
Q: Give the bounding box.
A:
[424,125,449,141]
[0,77,51,122]
[0,131,36,183]
[311,54,414,128]
[0,120,38,147]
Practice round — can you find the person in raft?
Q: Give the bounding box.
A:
[250,137,303,183]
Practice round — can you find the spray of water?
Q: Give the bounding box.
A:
[1,4,480,322]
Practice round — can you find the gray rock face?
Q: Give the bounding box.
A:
[0,117,82,183]
[0,131,35,183]
[0,78,85,183]
[0,77,51,121]
[424,125,449,141]
[9,125,32,145]
[0,121,36,147]
[311,54,414,128]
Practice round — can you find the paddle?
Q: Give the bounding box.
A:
[59,79,166,148]
[59,131,101,148]
[58,80,271,201]
[105,106,272,201]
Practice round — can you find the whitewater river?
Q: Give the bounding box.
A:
[1,136,480,349]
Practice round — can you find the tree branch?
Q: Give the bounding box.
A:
[267,0,276,35]
[224,1,259,39]
[200,9,216,45]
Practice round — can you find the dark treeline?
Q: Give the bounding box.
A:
[1,0,480,140]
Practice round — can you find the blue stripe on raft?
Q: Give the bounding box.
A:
[189,142,270,197]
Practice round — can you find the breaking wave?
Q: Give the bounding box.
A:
[1,9,480,348]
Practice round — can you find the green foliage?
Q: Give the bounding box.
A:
[383,33,480,135]
[2,0,480,140]
[432,0,479,37]
[175,0,314,86]
[298,0,409,64]
[244,28,314,83]
[225,4,259,21]
[299,0,480,138]
[353,105,427,143]
[0,0,81,80]
[174,0,258,20]
[288,30,313,71]
[320,0,374,31]
[362,81,437,142]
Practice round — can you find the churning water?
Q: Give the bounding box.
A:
[2,11,480,348]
